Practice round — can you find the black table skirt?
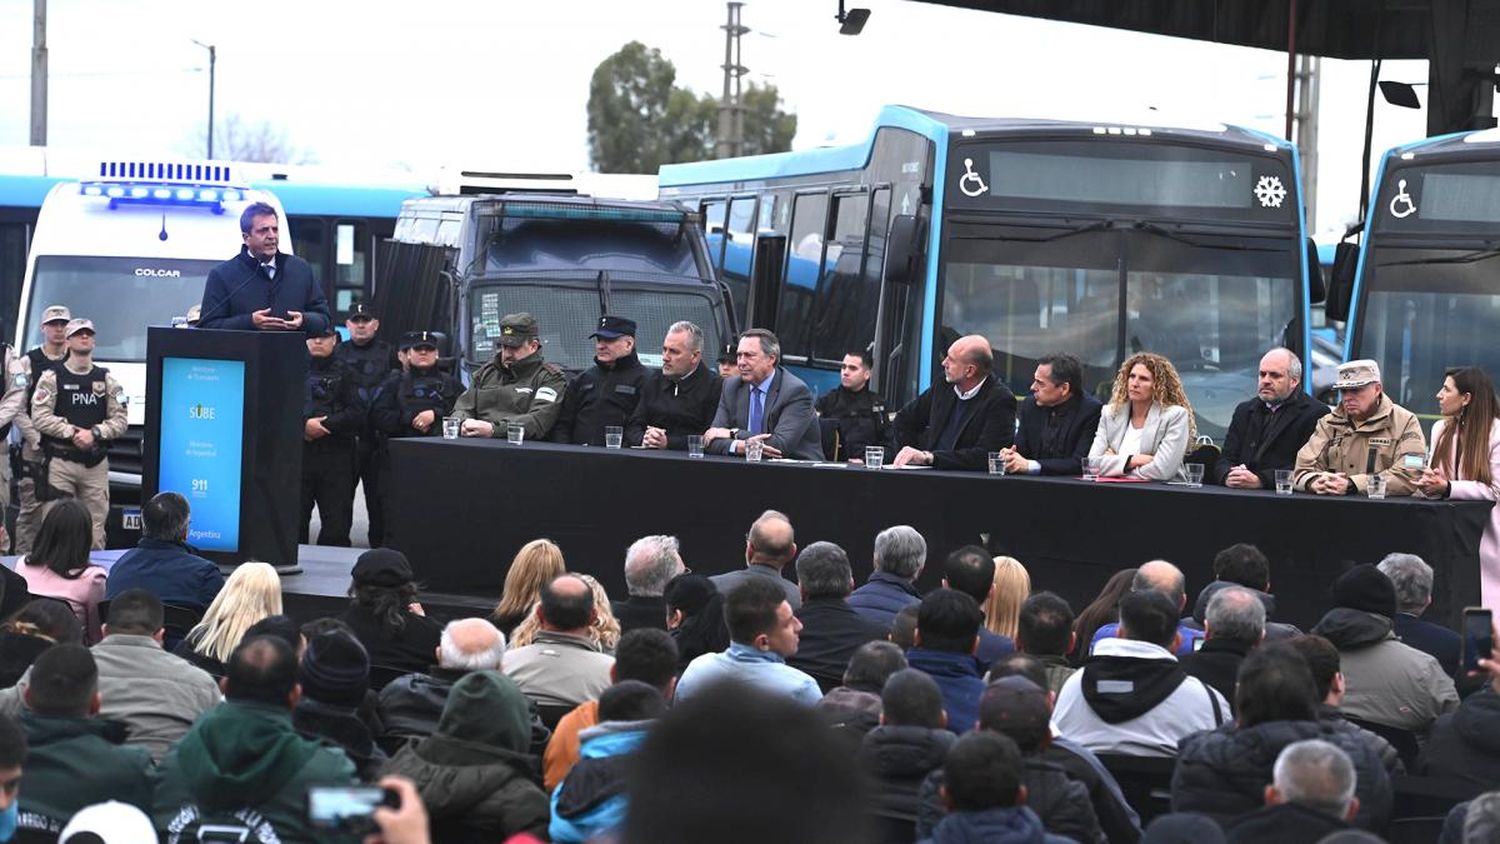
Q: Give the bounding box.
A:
[387,439,1492,631]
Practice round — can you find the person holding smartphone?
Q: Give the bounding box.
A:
[1419,614,1500,789]
[1417,366,1500,611]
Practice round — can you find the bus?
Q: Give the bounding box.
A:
[1328,129,1500,424]
[659,105,1322,441]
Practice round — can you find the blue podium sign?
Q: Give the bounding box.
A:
[158,357,245,551]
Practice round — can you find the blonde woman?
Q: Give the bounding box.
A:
[173,562,282,676]
[984,556,1031,640]
[491,539,567,637]
[510,574,622,654]
[1088,352,1194,481]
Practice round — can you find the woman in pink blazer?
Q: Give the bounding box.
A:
[17,500,107,643]
[1417,366,1500,610]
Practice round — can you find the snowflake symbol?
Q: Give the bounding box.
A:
[1254,175,1287,209]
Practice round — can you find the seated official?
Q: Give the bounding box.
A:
[815,350,888,461]
[1294,359,1426,496]
[1214,347,1329,488]
[626,321,722,451]
[999,353,1102,476]
[702,329,823,460]
[890,334,1017,470]
[550,315,649,446]
[452,312,568,441]
[1088,352,1192,481]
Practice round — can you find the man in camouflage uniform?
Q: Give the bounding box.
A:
[453,312,567,441]
[30,319,129,549]
[14,304,73,553]
[1294,359,1426,496]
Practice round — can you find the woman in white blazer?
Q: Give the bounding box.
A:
[1088,352,1194,482]
[1416,366,1500,610]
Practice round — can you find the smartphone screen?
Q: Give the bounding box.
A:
[1402,454,1425,471]
[308,787,387,833]
[1464,607,1493,673]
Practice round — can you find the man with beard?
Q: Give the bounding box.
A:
[890,335,1017,471]
[626,321,721,451]
[453,313,568,440]
[1215,347,1328,488]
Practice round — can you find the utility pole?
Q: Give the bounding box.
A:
[716,2,748,160]
[193,40,217,159]
[30,0,47,146]
[1293,54,1321,230]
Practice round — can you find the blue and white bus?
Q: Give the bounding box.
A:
[660,106,1321,440]
[1330,129,1500,421]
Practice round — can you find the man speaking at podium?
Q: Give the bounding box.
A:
[198,202,332,334]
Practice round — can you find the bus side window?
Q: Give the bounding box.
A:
[701,200,728,274]
[813,191,878,362]
[778,192,829,359]
[334,219,370,314]
[289,216,328,300]
[722,198,756,326]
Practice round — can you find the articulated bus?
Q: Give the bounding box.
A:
[1331,130,1500,424]
[659,105,1321,441]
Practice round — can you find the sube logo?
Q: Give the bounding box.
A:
[189,403,216,420]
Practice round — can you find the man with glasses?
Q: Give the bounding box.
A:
[1294,359,1426,496]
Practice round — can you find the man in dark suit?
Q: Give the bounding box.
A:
[891,334,1017,470]
[1214,347,1328,488]
[1377,553,1461,678]
[703,328,823,460]
[999,353,1103,476]
[199,202,333,333]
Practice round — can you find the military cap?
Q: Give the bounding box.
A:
[41,305,71,324]
[64,318,95,338]
[1334,359,1381,390]
[400,330,441,351]
[589,314,636,339]
[498,312,539,347]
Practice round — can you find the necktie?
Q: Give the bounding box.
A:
[261,262,275,279]
[749,386,765,435]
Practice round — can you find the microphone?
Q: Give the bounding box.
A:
[198,257,266,328]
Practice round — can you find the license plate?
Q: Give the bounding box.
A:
[122,508,142,531]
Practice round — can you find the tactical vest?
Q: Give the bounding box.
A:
[400,370,458,420]
[26,347,62,407]
[46,365,109,464]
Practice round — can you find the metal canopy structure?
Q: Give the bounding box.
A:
[910,0,1500,135]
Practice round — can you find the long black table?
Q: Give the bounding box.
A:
[387,438,1492,631]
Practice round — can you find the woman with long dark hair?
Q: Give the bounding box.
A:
[1069,567,1137,665]
[17,500,106,642]
[1417,366,1500,608]
[663,574,729,674]
[340,548,443,677]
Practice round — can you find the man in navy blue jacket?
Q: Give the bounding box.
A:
[198,202,332,334]
[104,492,223,611]
[999,354,1103,476]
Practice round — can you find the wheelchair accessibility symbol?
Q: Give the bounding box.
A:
[1389,179,1417,219]
[958,158,989,198]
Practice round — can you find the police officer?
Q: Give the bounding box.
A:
[30,319,127,550]
[373,331,462,439]
[550,315,649,446]
[14,304,72,553]
[303,325,364,547]
[815,349,888,461]
[335,302,397,546]
[453,313,568,440]
[717,343,738,379]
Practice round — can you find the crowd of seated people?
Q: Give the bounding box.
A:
[2,499,1498,844]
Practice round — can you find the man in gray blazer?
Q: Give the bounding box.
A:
[703,328,824,460]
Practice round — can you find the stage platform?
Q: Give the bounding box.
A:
[3,545,497,625]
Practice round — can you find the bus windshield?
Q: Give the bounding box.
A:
[1355,246,1500,412]
[468,283,724,371]
[24,255,217,360]
[940,225,1298,440]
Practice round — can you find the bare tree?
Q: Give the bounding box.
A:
[182,114,315,163]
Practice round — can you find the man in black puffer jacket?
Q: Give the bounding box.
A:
[1421,666,1500,788]
[1171,643,1392,832]
[859,669,955,844]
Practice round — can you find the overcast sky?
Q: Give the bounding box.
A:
[0,0,1435,233]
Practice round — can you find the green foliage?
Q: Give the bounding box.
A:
[587,42,797,173]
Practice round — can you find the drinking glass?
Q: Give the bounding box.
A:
[1368,473,1387,499]
[506,422,525,445]
[1274,469,1294,495]
[1083,456,1102,481]
[988,452,1005,475]
[441,417,460,440]
[1185,463,1205,488]
[687,435,704,459]
[865,446,884,469]
[605,426,624,449]
[745,439,764,462]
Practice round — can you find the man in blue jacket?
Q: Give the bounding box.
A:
[105,491,224,611]
[905,589,986,734]
[198,202,332,333]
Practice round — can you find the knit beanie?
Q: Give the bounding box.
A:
[1330,564,1397,617]
[299,630,370,708]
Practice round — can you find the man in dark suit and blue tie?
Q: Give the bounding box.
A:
[198,202,333,334]
[703,329,823,460]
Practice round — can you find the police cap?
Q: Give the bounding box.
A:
[589,314,636,340]
[348,302,376,321]
[498,313,539,347]
[400,330,441,351]
[310,324,338,339]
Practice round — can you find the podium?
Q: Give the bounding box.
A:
[143,327,306,568]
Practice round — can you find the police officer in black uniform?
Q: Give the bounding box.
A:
[303,325,364,547]
[815,349,888,461]
[371,331,462,546]
[549,315,650,446]
[334,302,397,546]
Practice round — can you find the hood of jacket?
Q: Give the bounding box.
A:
[1311,608,1394,651]
[1192,580,1278,625]
[1452,687,1500,754]
[861,725,957,779]
[174,701,322,811]
[388,735,536,816]
[22,713,130,747]
[929,806,1050,844]
[435,670,531,753]
[1080,640,1188,724]
[553,723,651,823]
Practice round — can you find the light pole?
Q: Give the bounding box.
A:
[191,39,216,159]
